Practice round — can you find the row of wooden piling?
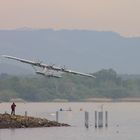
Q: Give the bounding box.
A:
[55,110,108,128]
[85,111,108,128]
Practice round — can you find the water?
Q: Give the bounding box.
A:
[0,102,140,140]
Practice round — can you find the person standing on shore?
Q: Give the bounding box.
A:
[11,102,16,115]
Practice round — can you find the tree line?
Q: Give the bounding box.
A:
[0,69,140,102]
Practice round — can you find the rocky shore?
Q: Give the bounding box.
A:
[0,113,70,129]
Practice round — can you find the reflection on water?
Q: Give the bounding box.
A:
[0,102,140,140]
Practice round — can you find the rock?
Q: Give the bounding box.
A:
[0,113,70,129]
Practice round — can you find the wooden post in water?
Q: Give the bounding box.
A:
[105,111,108,127]
[95,111,98,128]
[24,111,28,124]
[98,111,103,128]
[56,111,59,122]
[25,111,27,117]
[85,111,89,128]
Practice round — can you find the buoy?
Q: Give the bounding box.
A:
[80,108,83,111]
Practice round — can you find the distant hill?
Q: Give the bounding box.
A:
[0,29,140,74]
[0,63,33,75]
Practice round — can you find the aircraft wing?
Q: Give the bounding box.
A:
[2,55,44,66]
[61,69,96,78]
[2,55,65,71]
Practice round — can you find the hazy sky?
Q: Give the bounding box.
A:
[0,0,140,37]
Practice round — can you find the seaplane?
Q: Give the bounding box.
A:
[2,55,96,78]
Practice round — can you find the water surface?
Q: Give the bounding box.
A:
[0,102,140,140]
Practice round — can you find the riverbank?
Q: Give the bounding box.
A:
[82,97,140,102]
[0,113,70,129]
